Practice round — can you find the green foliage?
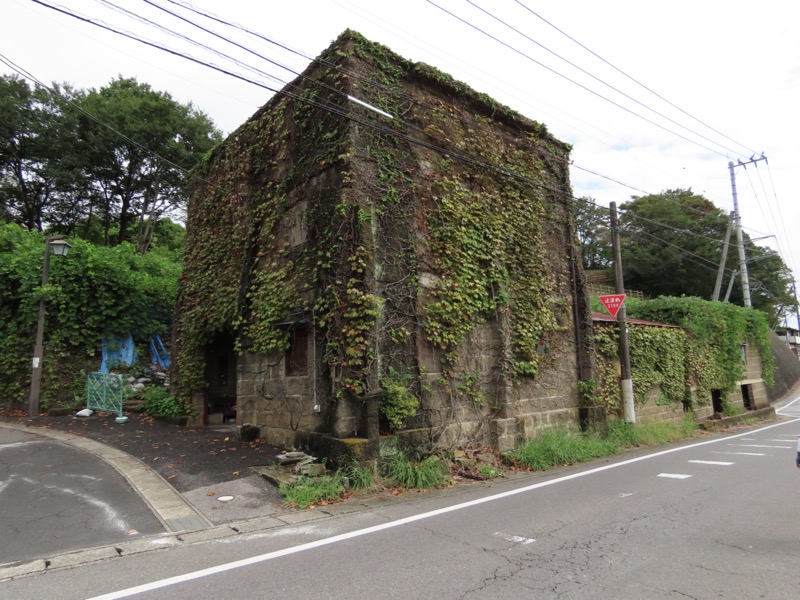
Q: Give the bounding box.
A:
[380,440,451,489]
[592,295,775,414]
[0,74,221,246]
[507,427,620,470]
[508,419,699,470]
[339,463,375,490]
[604,418,698,447]
[722,402,744,417]
[477,465,502,479]
[0,224,180,407]
[577,379,602,406]
[619,189,793,319]
[629,296,775,397]
[379,367,419,430]
[279,474,345,509]
[278,462,375,509]
[573,197,612,270]
[141,386,188,418]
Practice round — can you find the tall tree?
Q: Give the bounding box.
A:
[0,75,220,249]
[572,196,611,270]
[0,75,81,231]
[74,77,221,248]
[619,188,793,320]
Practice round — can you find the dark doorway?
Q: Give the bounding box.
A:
[285,327,309,377]
[711,389,723,414]
[205,332,237,425]
[741,384,754,410]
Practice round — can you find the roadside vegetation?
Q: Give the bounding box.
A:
[279,418,703,509]
[507,419,699,470]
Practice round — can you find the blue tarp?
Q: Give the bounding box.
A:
[149,335,170,369]
[100,334,136,373]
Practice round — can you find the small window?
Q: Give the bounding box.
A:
[741,343,748,366]
[285,328,309,376]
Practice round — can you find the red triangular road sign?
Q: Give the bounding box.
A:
[599,294,626,318]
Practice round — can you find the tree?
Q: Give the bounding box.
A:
[74,77,221,248]
[0,75,82,232]
[572,196,611,270]
[0,75,221,249]
[619,188,793,320]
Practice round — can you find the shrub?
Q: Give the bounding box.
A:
[379,367,419,430]
[141,386,187,418]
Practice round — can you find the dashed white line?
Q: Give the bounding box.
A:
[688,460,734,466]
[729,444,791,449]
[658,473,692,479]
[710,451,765,456]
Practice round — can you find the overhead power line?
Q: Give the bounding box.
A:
[464,0,749,159]
[425,0,741,160]
[512,0,757,158]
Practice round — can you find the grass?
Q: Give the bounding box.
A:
[379,439,451,489]
[508,418,699,471]
[279,475,344,509]
[279,464,375,509]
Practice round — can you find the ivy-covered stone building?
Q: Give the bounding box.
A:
[174,30,593,458]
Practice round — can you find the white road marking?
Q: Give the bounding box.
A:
[658,473,693,479]
[495,532,536,545]
[618,492,635,498]
[729,444,791,449]
[88,416,800,600]
[688,460,734,466]
[710,451,765,456]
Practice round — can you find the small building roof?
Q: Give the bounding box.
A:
[592,312,680,328]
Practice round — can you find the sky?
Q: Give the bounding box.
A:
[3,0,799,321]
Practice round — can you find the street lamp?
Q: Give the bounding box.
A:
[28,236,72,417]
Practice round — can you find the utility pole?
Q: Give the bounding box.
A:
[728,154,767,308]
[609,202,635,424]
[712,211,734,302]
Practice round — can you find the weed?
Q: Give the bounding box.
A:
[381,442,451,489]
[477,465,502,479]
[339,463,375,490]
[279,474,344,509]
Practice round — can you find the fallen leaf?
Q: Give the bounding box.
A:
[168,475,176,479]
[207,491,216,497]
[232,471,240,476]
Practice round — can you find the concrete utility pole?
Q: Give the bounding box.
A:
[728,154,768,308]
[712,211,734,302]
[609,202,635,424]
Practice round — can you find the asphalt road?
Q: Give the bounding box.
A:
[4,400,800,600]
[0,428,164,566]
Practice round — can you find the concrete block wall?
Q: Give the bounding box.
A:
[636,386,685,425]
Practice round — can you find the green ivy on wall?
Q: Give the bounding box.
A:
[593,296,775,415]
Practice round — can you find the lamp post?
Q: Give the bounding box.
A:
[28,236,71,417]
